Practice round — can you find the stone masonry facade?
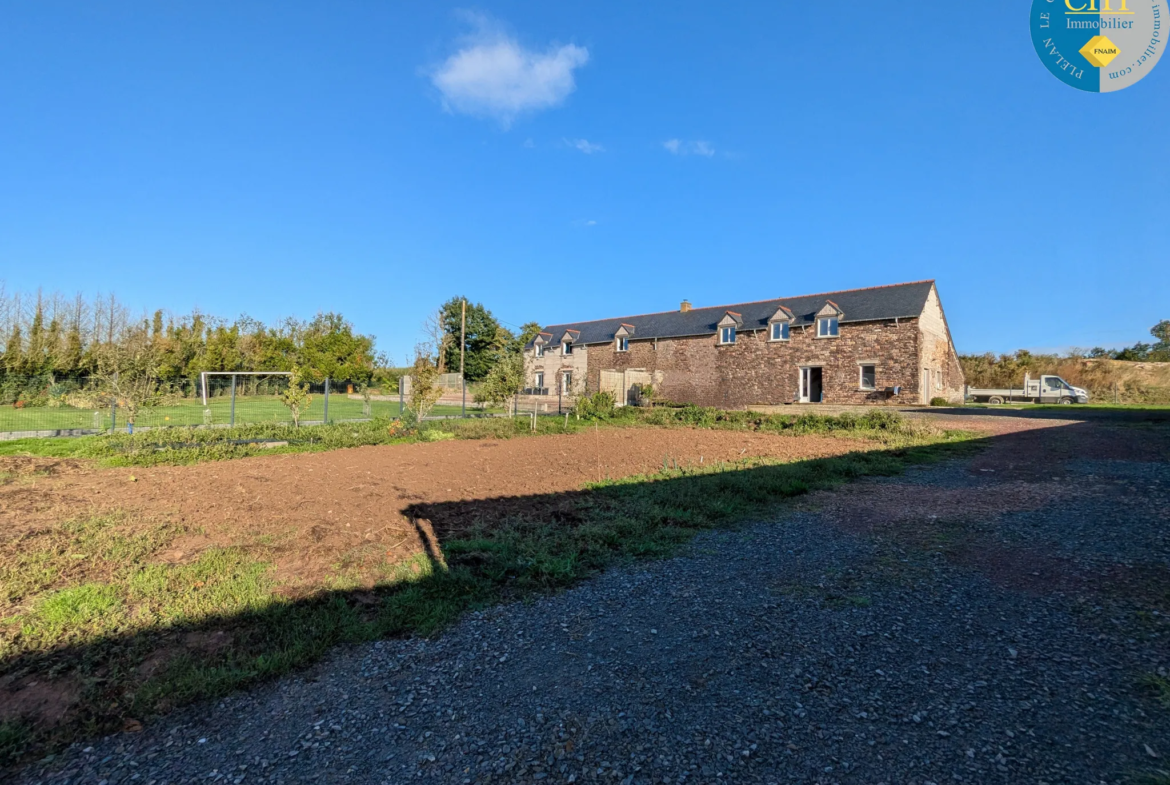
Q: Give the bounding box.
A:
[525,282,965,408]
[586,319,925,408]
[524,343,589,398]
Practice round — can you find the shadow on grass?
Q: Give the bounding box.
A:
[5,416,1135,768]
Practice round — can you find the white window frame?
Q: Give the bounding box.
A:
[816,316,839,338]
[562,371,572,393]
[535,344,544,358]
[534,371,544,390]
[562,342,573,356]
[858,363,877,391]
[617,336,629,352]
[769,322,790,342]
[719,326,736,345]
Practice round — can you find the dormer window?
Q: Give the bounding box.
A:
[562,341,574,355]
[768,306,793,342]
[815,302,842,338]
[535,344,545,358]
[614,324,634,353]
[717,312,741,345]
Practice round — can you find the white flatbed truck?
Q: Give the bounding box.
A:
[965,373,1089,405]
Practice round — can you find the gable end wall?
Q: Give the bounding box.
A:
[917,286,965,403]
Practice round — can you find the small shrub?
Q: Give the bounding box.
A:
[572,391,617,421]
[930,397,950,407]
[279,367,313,427]
[860,409,904,430]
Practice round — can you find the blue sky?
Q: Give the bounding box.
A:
[1,1,1166,362]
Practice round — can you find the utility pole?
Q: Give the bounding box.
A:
[460,299,467,418]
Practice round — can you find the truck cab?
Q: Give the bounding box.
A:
[1035,375,1089,404]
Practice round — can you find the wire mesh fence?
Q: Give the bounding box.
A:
[0,375,413,439]
[0,375,533,439]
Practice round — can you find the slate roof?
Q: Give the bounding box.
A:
[529,280,935,348]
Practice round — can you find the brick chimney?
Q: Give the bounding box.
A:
[680,299,692,313]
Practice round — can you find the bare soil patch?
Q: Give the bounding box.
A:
[0,428,874,589]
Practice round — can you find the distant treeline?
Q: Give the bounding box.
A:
[0,287,382,404]
[959,319,1170,404]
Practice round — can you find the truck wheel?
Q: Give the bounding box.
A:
[1059,396,1073,405]
[988,396,1004,405]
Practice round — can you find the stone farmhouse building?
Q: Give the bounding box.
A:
[523,280,963,408]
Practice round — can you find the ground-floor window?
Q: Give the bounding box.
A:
[859,364,876,390]
[562,371,572,393]
[534,372,544,390]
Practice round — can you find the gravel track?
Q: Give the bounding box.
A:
[15,415,1170,784]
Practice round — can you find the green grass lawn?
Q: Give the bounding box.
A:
[0,395,500,433]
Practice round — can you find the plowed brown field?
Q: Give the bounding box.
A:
[1,428,875,587]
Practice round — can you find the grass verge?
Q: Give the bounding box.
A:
[0,419,976,765]
[0,406,944,467]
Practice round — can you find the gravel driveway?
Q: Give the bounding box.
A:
[16,414,1170,784]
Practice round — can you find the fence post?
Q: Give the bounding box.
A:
[324,378,330,424]
[230,374,237,427]
[399,379,404,416]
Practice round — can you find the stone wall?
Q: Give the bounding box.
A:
[524,343,590,397]
[918,286,965,403]
[584,319,924,408]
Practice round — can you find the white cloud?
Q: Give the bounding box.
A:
[663,139,716,157]
[565,137,604,154]
[430,13,589,128]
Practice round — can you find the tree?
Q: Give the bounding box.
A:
[475,351,525,413]
[439,297,504,381]
[515,321,543,353]
[25,302,48,376]
[298,312,376,384]
[406,347,443,422]
[422,308,453,373]
[59,322,84,375]
[279,366,313,427]
[3,326,24,374]
[93,325,162,431]
[1152,320,1170,346]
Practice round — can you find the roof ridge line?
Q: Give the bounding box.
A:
[539,280,934,330]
